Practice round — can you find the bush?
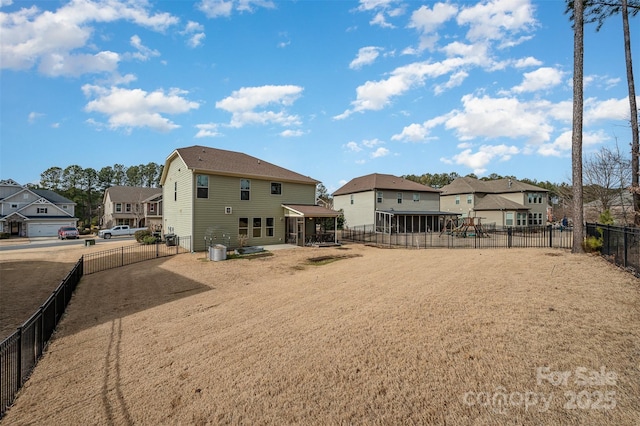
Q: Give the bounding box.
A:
[142,235,157,245]
[135,229,152,243]
[0,232,10,239]
[583,235,603,253]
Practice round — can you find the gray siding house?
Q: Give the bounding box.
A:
[160,145,339,251]
[101,186,162,230]
[440,177,549,227]
[333,173,452,233]
[0,179,77,237]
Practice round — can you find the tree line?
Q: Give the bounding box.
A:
[28,163,163,228]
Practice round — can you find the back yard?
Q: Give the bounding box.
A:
[2,244,639,425]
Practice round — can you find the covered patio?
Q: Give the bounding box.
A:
[282,204,341,246]
[375,210,460,234]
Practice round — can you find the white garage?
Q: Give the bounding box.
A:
[28,222,72,237]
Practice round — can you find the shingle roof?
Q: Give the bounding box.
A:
[473,194,528,211]
[283,204,341,217]
[440,176,548,195]
[104,186,162,203]
[166,145,318,185]
[333,173,440,196]
[32,189,75,204]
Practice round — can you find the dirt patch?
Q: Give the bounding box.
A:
[2,245,640,425]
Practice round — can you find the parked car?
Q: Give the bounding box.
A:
[58,226,79,240]
[97,225,147,239]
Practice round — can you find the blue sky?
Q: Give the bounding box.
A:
[1,0,638,193]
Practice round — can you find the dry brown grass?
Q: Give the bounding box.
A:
[2,244,640,425]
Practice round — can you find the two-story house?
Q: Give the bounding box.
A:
[101,186,163,231]
[0,179,77,237]
[333,173,453,233]
[439,177,549,227]
[160,145,340,251]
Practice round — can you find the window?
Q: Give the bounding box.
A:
[239,218,248,236]
[197,175,209,199]
[455,195,460,205]
[517,212,527,226]
[350,195,354,205]
[253,218,262,238]
[528,193,542,204]
[528,213,533,225]
[174,182,177,202]
[467,195,473,204]
[241,179,250,200]
[115,203,122,212]
[506,212,513,226]
[377,191,383,203]
[126,203,132,212]
[10,204,17,209]
[36,207,47,214]
[150,204,155,213]
[266,217,274,237]
[413,193,420,202]
[271,182,282,195]
[397,192,403,204]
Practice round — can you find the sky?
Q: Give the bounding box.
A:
[1,0,638,194]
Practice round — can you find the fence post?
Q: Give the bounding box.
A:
[16,327,22,387]
[548,224,553,248]
[507,227,512,248]
[623,226,628,268]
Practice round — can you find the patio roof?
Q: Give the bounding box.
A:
[282,204,341,217]
[376,210,461,216]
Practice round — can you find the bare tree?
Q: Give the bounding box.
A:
[584,145,632,222]
[572,0,585,253]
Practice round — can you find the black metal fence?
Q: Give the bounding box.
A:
[586,223,640,276]
[83,236,191,274]
[1,236,192,419]
[341,225,573,250]
[1,258,83,418]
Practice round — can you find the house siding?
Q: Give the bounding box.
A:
[162,155,194,240]
[375,190,440,212]
[191,174,316,251]
[334,191,375,228]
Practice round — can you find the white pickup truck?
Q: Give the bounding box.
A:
[98,225,147,239]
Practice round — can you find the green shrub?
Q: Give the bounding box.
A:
[583,235,603,253]
[135,229,151,242]
[0,232,10,239]
[142,235,157,245]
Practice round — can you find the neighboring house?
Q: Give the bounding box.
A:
[0,179,77,237]
[584,191,634,225]
[160,145,340,251]
[101,186,163,231]
[440,177,549,227]
[333,173,453,233]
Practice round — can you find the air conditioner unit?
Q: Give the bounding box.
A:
[225,207,232,214]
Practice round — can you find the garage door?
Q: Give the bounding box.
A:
[28,223,65,237]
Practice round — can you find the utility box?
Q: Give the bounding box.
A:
[165,234,177,246]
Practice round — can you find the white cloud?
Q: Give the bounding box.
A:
[537,129,608,157]
[181,21,206,48]
[584,96,635,124]
[195,123,221,138]
[0,1,178,76]
[129,35,160,61]
[391,116,447,142]
[362,138,383,148]
[280,129,304,137]
[198,0,275,18]
[28,111,43,123]
[82,85,199,132]
[344,141,362,152]
[357,0,403,28]
[215,85,303,128]
[509,67,564,94]
[457,0,537,45]
[350,46,382,70]
[371,147,390,158]
[513,56,542,68]
[408,2,458,52]
[442,144,520,174]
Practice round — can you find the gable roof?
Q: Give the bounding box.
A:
[440,176,549,195]
[333,173,440,196]
[474,194,528,211]
[32,189,75,204]
[160,145,318,185]
[104,186,162,203]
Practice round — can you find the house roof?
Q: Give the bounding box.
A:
[32,189,75,204]
[161,145,319,185]
[333,173,440,196]
[473,194,528,211]
[104,186,162,203]
[440,176,549,195]
[283,204,341,217]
